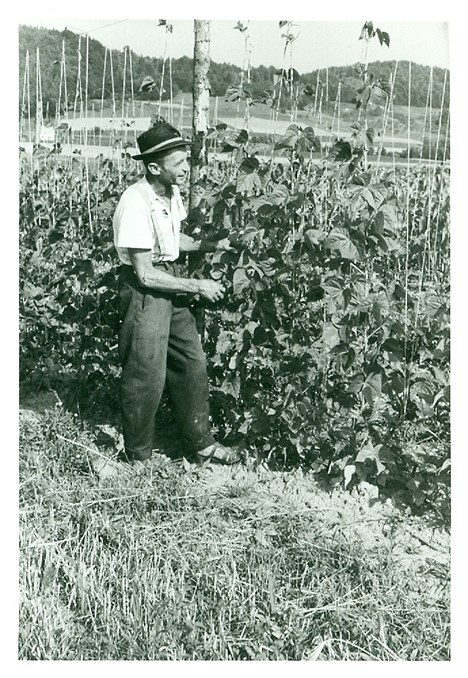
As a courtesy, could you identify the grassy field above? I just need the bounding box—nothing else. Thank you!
[90,96,439,137]
[25,96,442,151]
[19,392,450,661]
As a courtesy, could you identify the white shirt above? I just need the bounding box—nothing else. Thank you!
[113,178,187,265]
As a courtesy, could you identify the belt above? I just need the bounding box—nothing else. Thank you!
[118,262,180,285]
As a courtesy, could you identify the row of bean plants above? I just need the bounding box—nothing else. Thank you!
[19,132,450,518]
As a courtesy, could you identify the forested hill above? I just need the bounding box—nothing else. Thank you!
[19,24,449,114]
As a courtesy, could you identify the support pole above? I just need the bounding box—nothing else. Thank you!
[189,20,211,211]
[36,47,42,144]
[189,20,211,335]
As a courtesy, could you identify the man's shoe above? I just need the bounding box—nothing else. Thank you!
[196,442,242,466]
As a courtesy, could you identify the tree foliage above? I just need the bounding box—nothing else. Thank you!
[19,25,450,116]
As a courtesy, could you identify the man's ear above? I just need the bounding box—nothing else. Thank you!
[147,162,161,176]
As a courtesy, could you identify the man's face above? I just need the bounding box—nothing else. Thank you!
[150,148,189,188]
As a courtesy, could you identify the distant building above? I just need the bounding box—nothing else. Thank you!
[39,126,55,143]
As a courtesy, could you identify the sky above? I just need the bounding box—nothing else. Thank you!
[20,18,449,72]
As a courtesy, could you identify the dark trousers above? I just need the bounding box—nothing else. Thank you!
[118,263,215,461]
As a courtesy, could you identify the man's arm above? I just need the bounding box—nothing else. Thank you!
[128,249,225,302]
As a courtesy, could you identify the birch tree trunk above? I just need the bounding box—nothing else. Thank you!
[189,20,211,211]
[189,20,211,335]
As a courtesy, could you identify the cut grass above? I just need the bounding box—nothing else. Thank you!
[19,402,450,660]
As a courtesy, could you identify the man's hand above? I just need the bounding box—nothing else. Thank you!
[215,237,235,252]
[196,279,226,302]
[179,232,238,253]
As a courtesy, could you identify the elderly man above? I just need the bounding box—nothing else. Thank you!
[113,122,241,466]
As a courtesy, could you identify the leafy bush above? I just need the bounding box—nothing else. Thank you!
[187,125,450,516]
[19,130,450,516]
[19,156,137,414]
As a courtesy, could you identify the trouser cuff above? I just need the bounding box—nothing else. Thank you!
[190,432,216,453]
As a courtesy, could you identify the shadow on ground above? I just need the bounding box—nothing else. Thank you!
[19,385,450,531]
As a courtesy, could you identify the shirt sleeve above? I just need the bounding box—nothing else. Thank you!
[114,189,154,249]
